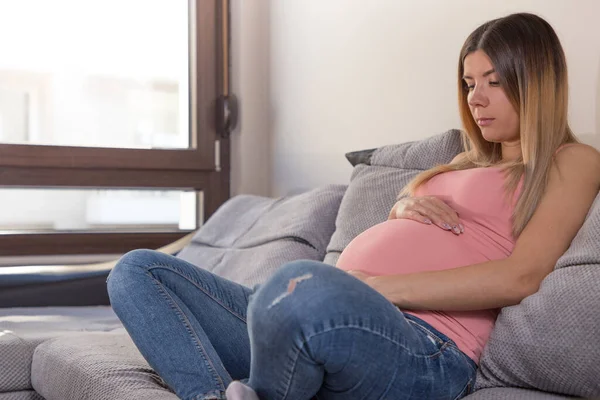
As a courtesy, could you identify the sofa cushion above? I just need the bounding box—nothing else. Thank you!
[0,306,122,393]
[31,329,178,400]
[177,184,346,287]
[464,388,576,399]
[0,391,45,400]
[475,193,600,398]
[177,241,323,288]
[324,129,463,266]
[0,333,46,393]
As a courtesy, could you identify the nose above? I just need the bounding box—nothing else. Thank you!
[468,85,489,108]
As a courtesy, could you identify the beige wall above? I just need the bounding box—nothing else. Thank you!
[231,0,600,197]
[230,0,272,196]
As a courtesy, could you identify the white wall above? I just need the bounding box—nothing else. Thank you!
[231,0,600,197]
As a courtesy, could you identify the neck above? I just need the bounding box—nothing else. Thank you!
[501,140,522,161]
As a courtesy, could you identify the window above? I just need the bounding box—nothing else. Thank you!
[0,0,231,262]
[0,0,190,150]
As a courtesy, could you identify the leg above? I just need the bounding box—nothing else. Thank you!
[107,249,253,400]
[245,260,476,400]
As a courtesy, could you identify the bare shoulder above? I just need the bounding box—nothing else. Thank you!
[553,143,600,188]
[556,142,600,162]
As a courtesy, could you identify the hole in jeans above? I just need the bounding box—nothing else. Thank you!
[267,273,313,309]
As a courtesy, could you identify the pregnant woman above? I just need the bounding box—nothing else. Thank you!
[107,12,600,400]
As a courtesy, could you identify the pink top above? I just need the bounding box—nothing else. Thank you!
[336,166,521,363]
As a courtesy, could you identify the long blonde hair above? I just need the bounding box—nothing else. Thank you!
[403,13,578,237]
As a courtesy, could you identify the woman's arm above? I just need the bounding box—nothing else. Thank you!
[365,144,600,311]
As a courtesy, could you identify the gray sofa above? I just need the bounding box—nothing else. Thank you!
[1,130,598,400]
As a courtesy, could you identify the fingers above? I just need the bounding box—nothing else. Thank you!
[426,198,464,234]
[394,197,464,234]
[418,204,459,233]
[392,201,431,224]
[403,209,433,225]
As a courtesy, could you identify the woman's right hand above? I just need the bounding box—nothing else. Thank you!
[388,196,464,235]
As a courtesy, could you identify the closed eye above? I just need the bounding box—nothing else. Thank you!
[463,81,500,91]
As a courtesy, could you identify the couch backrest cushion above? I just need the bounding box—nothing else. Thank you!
[324,129,463,266]
[177,184,346,287]
[475,193,600,398]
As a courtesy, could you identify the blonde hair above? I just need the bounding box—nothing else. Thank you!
[403,13,578,237]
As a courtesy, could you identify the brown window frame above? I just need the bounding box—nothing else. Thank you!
[0,0,231,258]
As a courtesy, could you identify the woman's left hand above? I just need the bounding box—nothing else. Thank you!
[347,270,395,303]
[346,270,374,283]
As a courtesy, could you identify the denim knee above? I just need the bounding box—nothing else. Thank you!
[247,260,350,336]
[106,249,157,303]
[262,260,342,287]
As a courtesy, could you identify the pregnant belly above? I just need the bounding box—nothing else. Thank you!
[336,219,492,276]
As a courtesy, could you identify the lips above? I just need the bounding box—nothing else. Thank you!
[476,118,495,127]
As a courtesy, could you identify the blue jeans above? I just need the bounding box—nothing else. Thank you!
[107,250,477,400]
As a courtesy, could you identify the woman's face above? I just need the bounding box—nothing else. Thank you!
[463,50,520,145]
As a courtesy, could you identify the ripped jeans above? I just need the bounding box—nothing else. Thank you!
[107,250,477,400]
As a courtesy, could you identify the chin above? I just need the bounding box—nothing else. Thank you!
[480,128,516,143]
[480,128,502,143]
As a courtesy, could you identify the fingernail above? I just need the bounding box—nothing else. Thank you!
[452,226,461,234]
[442,223,452,230]
[424,219,433,224]
[459,224,465,233]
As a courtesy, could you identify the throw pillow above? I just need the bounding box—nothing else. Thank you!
[324,129,463,266]
[177,184,346,287]
[475,193,600,398]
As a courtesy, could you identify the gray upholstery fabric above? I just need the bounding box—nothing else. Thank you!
[178,241,323,288]
[0,335,46,393]
[324,129,463,266]
[0,307,121,392]
[178,184,346,287]
[475,193,600,398]
[0,392,45,400]
[465,388,577,399]
[31,329,178,400]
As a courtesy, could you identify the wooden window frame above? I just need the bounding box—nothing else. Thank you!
[0,0,231,258]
